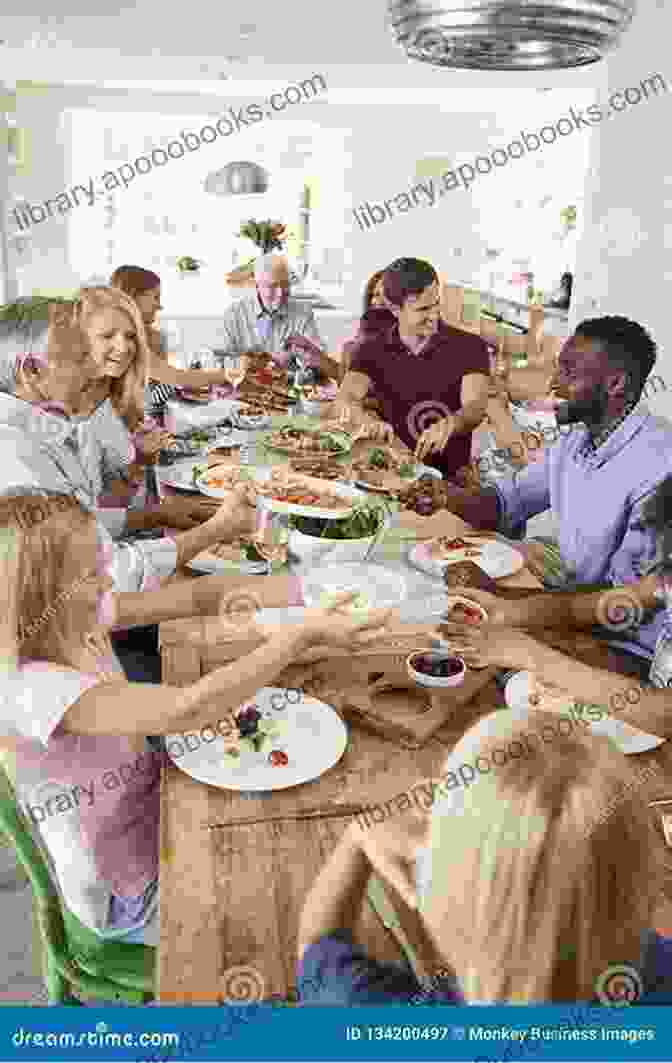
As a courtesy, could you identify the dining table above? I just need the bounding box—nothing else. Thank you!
[154,405,672,1005]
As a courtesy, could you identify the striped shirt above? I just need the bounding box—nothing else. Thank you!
[217,293,323,357]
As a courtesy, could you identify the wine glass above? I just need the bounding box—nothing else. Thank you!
[223,355,249,394]
[253,505,289,575]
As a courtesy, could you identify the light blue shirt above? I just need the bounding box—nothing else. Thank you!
[492,402,672,659]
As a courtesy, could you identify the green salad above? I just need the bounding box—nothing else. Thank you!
[365,448,416,479]
[290,500,390,540]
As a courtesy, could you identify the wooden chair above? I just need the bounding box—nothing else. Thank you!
[0,762,155,1004]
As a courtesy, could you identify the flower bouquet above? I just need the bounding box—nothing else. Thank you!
[237,219,287,253]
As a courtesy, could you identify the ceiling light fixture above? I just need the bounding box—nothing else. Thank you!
[387,1,637,70]
[204,161,269,196]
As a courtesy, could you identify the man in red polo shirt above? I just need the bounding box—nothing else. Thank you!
[338,258,491,478]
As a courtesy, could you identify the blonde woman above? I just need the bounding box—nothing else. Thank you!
[5,296,215,530]
[296,709,672,1004]
[0,492,391,946]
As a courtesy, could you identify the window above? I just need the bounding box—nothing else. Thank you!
[64,108,322,313]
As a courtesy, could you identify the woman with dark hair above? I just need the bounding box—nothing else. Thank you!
[334,269,396,424]
[337,269,392,373]
[110,266,236,419]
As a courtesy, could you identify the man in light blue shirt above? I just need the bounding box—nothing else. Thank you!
[400,316,672,664]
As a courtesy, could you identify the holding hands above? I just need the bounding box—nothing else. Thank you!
[434,589,538,671]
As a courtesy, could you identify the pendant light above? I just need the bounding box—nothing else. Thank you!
[387,1,636,70]
[204,161,269,196]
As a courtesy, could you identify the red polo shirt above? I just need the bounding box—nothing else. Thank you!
[349,318,491,477]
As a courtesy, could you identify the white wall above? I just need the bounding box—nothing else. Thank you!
[4,84,592,316]
[570,3,672,418]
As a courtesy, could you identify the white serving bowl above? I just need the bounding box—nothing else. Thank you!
[300,563,406,612]
[406,650,466,689]
[288,512,391,566]
[287,528,336,565]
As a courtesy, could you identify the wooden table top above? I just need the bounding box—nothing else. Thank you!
[156,422,672,1004]
[156,500,543,1004]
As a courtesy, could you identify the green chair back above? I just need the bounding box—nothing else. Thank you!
[0,763,155,1004]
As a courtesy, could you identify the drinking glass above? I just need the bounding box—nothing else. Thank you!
[253,504,289,575]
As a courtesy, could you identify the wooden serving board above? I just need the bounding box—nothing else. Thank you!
[162,618,497,748]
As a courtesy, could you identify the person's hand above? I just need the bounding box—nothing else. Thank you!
[205,482,258,539]
[414,415,456,462]
[134,428,174,464]
[436,588,525,631]
[334,403,394,444]
[434,621,538,671]
[356,419,395,444]
[301,591,392,650]
[347,808,431,910]
[453,465,481,492]
[152,496,220,530]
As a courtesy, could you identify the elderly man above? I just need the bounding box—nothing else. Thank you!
[337,257,491,476]
[218,253,340,381]
[400,316,672,668]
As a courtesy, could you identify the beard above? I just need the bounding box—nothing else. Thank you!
[555,383,610,427]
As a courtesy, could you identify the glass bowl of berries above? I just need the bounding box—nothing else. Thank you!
[406,650,466,688]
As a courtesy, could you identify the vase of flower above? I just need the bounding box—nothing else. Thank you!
[237,219,287,255]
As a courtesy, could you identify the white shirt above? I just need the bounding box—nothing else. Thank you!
[0,397,177,592]
[0,660,160,937]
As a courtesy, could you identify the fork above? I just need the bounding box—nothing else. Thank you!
[362,517,388,563]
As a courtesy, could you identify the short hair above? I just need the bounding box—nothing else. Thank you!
[574,316,657,399]
[641,475,672,533]
[110,265,161,300]
[0,306,49,389]
[382,258,438,308]
[362,270,386,316]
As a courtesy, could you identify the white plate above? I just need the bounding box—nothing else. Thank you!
[186,551,283,575]
[195,462,252,500]
[265,427,352,458]
[353,463,442,495]
[505,670,665,755]
[166,686,348,791]
[408,536,524,580]
[300,563,407,611]
[249,471,362,519]
[206,430,250,451]
[233,412,274,430]
[157,461,204,493]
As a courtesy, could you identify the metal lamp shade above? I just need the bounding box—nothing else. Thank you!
[204,161,269,196]
[387,1,636,69]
